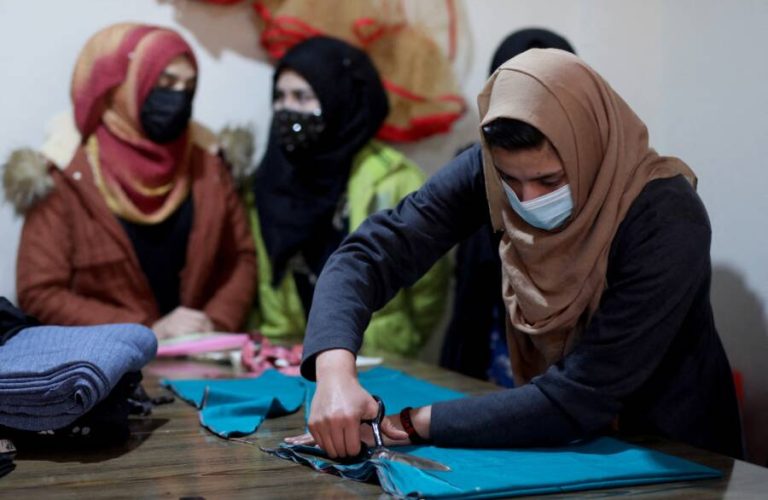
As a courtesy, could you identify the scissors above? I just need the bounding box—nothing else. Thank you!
[256,395,451,471]
[361,395,451,472]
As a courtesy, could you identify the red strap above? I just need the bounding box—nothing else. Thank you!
[399,406,427,444]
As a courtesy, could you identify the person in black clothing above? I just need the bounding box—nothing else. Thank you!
[285,48,743,460]
[442,28,576,385]
[0,298,38,346]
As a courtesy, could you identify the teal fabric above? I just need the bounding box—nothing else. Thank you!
[304,367,466,421]
[166,367,721,498]
[161,370,305,438]
[269,437,721,498]
[162,367,458,438]
[274,367,721,497]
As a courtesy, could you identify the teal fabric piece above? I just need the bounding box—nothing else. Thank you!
[304,367,466,421]
[161,370,305,438]
[275,367,720,497]
[269,437,721,498]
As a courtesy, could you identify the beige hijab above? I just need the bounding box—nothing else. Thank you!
[478,49,696,385]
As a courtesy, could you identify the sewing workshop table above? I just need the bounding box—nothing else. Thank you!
[2,357,767,499]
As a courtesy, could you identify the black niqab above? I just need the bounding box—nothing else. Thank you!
[253,36,389,286]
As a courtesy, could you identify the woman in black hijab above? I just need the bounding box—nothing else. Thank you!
[246,36,449,356]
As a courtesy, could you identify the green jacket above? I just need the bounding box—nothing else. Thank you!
[246,141,449,357]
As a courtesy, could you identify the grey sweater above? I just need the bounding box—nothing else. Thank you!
[301,145,742,458]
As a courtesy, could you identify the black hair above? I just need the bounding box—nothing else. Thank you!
[482,118,545,151]
[489,28,576,76]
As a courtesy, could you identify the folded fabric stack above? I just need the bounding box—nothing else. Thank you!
[0,324,157,432]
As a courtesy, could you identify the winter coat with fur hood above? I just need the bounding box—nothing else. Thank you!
[6,143,257,331]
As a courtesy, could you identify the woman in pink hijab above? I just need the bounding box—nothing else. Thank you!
[13,24,257,339]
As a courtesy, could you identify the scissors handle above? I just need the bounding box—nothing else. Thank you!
[361,395,385,448]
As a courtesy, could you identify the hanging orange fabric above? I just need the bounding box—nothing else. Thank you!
[201,0,465,142]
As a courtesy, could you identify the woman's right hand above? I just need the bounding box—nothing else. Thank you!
[303,349,406,458]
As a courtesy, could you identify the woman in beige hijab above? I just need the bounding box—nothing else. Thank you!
[288,49,743,459]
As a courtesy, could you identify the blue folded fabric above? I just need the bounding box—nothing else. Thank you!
[0,324,157,431]
[304,367,465,421]
[162,370,305,437]
[270,437,721,498]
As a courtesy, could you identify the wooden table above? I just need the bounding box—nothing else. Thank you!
[2,358,767,498]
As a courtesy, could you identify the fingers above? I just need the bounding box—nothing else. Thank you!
[190,312,214,333]
[306,367,372,458]
[346,414,365,457]
[308,419,333,457]
[380,415,409,443]
[151,319,168,340]
[328,418,348,458]
[359,420,374,446]
[343,421,361,457]
[363,396,381,420]
[357,415,408,447]
[285,418,410,451]
[183,308,214,332]
[313,425,334,457]
[199,316,215,332]
[284,432,315,446]
[286,407,413,457]
[159,308,214,336]
[309,412,362,458]
[175,309,207,330]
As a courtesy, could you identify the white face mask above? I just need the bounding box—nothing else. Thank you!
[502,182,573,230]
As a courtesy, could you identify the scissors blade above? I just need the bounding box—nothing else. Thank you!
[375,449,452,472]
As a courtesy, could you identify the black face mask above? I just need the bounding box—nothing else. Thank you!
[140,88,194,144]
[273,109,326,156]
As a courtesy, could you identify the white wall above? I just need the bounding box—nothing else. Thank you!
[1,0,767,464]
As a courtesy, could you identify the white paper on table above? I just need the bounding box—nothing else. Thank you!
[355,355,383,367]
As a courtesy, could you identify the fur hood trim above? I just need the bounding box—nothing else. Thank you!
[2,148,54,215]
[217,124,255,188]
[2,118,256,215]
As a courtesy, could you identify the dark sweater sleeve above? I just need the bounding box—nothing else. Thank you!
[301,145,489,379]
[0,297,39,345]
[430,176,714,447]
